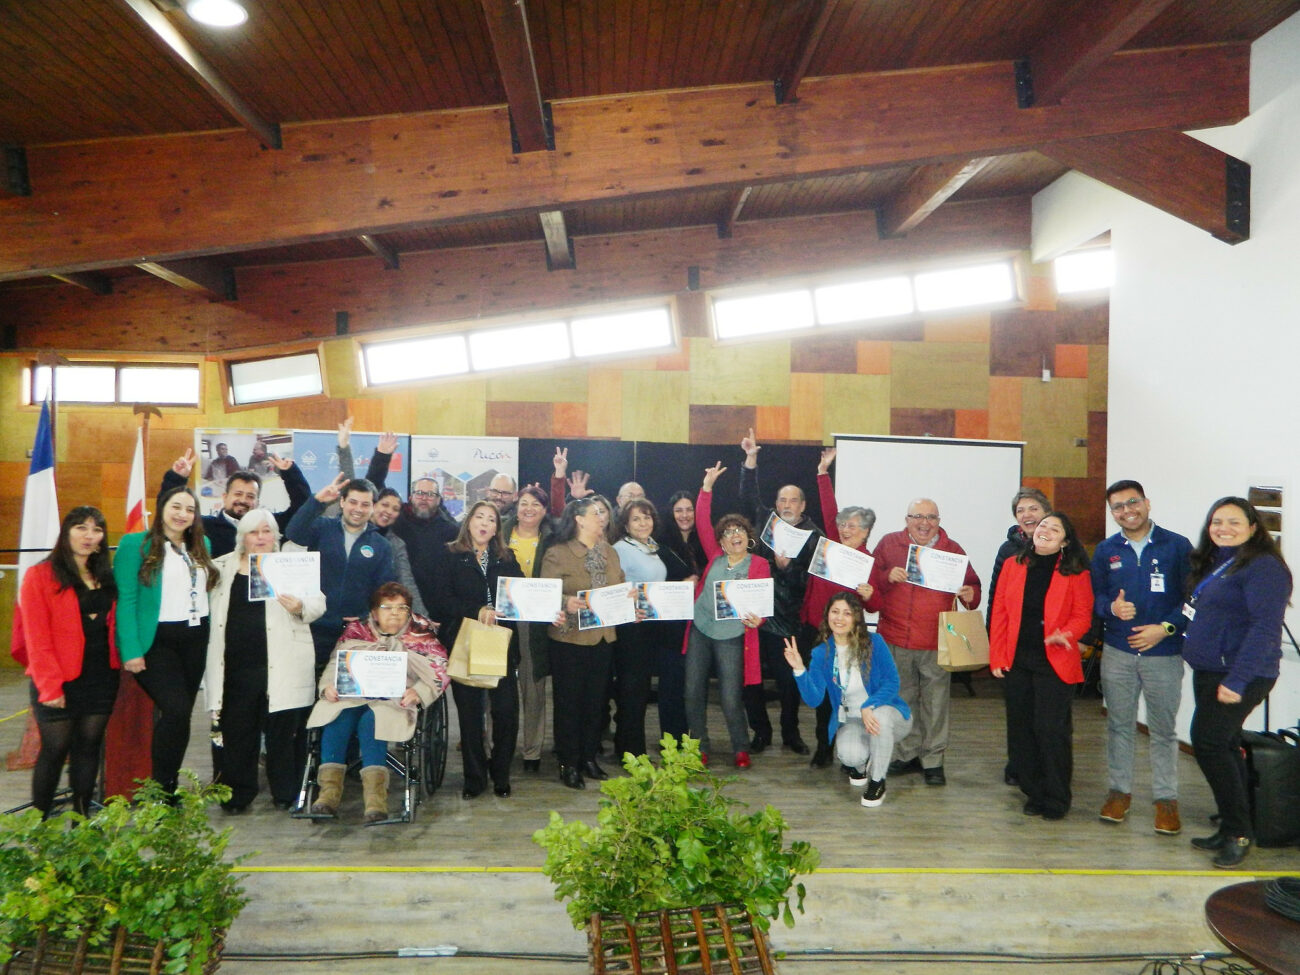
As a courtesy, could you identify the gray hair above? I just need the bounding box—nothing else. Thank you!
[836,506,876,535]
[235,507,280,555]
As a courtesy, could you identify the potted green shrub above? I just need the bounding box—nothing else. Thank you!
[0,773,250,975]
[533,735,819,973]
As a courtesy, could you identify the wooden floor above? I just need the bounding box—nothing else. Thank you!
[1,667,1294,974]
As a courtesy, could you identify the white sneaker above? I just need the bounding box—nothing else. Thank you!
[848,768,869,788]
[861,779,886,807]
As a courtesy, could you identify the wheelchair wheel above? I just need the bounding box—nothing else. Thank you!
[421,693,449,795]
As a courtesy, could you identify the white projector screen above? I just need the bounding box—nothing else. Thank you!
[832,434,1025,613]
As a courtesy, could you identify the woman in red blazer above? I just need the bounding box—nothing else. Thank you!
[990,512,1093,820]
[12,506,120,816]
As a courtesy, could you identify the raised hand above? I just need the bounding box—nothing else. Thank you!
[553,446,568,477]
[817,446,836,475]
[568,469,592,499]
[702,461,727,491]
[315,472,348,503]
[337,416,354,448]
[740,426,761,468]
[268,452,293,471]
[377,431,398,454]
[172,448,195,478]
[782,636,802,670]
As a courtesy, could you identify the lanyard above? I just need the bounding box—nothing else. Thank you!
[1189,557,1234,606]
[172,543,202,627]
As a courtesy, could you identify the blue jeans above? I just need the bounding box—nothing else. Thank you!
[319,706,387,767]
[684,629,748,754]
[1101,646,1183,799]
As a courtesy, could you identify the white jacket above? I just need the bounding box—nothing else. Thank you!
[205,551,325,714]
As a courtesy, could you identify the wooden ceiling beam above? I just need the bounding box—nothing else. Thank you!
[877,158,995,238]
[0,43,1248,279]
[716,187,752,239]
[480,0,550,152]
[135,258,236,299]
[774,0,836,105]
[539,211,574,270]
[117,0,281,149]
[49,272,112,295]
[1020,0,1178,107]
[1040,129,1249,242]
[357,234,400,270]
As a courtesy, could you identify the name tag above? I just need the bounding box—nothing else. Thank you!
[1182,602,1196,621]
[1150,573,1165,593]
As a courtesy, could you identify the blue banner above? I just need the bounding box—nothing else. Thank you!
[293,431,411,501]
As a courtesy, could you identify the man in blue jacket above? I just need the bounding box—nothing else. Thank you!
[286,474,396,668]
[1090,479,1192,836]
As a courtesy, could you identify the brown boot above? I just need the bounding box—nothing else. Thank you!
[360,765,390,824]
[1153,799,1181,835]
[1098,790,1130,823]
[311,763,346,818]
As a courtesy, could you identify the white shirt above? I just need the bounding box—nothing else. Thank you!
[158,543,210,623]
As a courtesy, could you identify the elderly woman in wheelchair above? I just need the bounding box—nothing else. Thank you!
[306,581,448,823]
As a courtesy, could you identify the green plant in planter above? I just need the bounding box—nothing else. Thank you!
[533,735,819,931]
[0,772,251,974]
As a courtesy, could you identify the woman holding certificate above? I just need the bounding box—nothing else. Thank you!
[684,462,770,769]
[205,509,324,813]
[436,500,524,799]
[307,582,448,822]
[114,486,219,796]
[542,497,626,790]
[989,513,1093,820]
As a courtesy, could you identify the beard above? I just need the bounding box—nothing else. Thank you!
[410,505,435,521]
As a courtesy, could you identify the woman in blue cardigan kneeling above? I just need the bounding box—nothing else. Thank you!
[784,592,911,808]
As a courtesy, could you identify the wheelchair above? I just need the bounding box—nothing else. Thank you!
[292,692,449,826]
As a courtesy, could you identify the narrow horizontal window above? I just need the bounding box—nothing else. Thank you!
[1055,248,1113,294]
[119,366,201,405]
[570,307,673,358]
[31,361,200,407]
[713,290,815,340]
[229,352,323,405]
[814,276,914,324]
[468,321,570,371]
[364,334,470,386]
[914,261,1015,312]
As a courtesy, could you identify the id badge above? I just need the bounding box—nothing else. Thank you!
[840,705,852,725]
[1182,602,1196,621]
[1150,573,1165,593]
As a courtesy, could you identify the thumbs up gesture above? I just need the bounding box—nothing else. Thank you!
[1111,588,1136,621]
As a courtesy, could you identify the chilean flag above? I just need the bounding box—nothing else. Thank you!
[17,399,58,586]
[125,427,148,534]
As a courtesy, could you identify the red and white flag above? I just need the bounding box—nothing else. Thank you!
[125,426,148,534]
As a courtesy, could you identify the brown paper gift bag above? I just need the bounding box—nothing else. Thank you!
[936,597,989,672]
[448,618,508,688]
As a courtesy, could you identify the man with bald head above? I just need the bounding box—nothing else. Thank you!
[616,481,646,512]
[487,473,518,514]
[865,498,981,786]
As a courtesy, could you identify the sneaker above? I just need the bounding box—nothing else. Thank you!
[1098,790,1131,823]
[1153,799,1181,835]
[734,751,751,769]
[1213,836,1252,869]
[848,768,869,788]
[861,779,886,807]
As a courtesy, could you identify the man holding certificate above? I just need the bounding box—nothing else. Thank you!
[865,499,981,786]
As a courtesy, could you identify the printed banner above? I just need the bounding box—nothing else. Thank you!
[408,436,520,522]
[193,428,294,515]
[293,430,411,500]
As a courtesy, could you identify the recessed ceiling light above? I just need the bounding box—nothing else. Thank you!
[185,0,247,27]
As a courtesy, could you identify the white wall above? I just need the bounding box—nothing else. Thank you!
[1032,11,1300,734]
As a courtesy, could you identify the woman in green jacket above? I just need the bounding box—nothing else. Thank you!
[114,486,218,793]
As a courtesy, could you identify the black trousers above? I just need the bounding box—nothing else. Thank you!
[744,626,829,747]
[656,622,689,741]
[612,622,655,759]
[550,637,613,769]
[216,663,308,808]
[452,675,519,793]
[1004,663,1075,815]
[1191,669,1275,839]
[133,619,210,793]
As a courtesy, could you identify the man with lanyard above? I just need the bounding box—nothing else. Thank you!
[285,475,396,669]
[161,447,311,557]
[738,428,819,760]
[865,498,980,786]
[1091,479,1191,835]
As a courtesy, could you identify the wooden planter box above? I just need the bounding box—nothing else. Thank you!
[2,927,225,975]
[587,904,776,975]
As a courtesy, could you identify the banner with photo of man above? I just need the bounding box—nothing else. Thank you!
[193,429,294,515]
[408,436,519,522]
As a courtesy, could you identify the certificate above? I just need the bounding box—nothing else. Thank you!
[761,512,814,559]
[713,578,774,621]
[808,537,875,590]
[495,576,563,622]
[905,545,970,594]
[335,649,407,698]
[578,583,637,630]
[249,552,321,601]
[634,581,695,621]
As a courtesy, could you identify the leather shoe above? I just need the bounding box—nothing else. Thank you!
[582,760,609,781]
[749,732,771,753]
[889,758,922,776]
[559,766,585,790]
[783,737,810,756]
[523,759,541,773]
[809,744,833,768]
[462,786,484,800]
[1192,831,1227,851]
[494,783,512,798]
[271,799,293,811]
[1023,799,1044,816]
[923,766,946,786]
[1213,836,1251,869]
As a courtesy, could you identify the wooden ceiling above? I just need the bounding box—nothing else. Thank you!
[0,0,1293,309]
